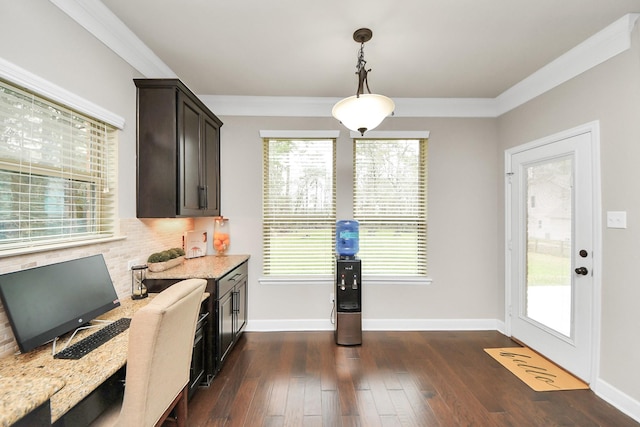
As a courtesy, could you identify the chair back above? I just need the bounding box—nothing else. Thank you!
[116,278,206,426]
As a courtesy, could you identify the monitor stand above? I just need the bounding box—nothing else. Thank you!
[51,319,112,356]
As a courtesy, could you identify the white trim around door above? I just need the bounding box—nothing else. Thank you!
[504,121,602,385]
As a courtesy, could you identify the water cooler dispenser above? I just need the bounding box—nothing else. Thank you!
[335,220,362,346]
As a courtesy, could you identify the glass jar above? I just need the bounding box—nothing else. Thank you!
[213,216,230,256]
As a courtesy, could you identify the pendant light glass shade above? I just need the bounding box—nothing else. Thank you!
[332,94,395,136]
[332,28,394,136]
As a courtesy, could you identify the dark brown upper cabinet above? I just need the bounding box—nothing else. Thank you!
[135,79,222,218]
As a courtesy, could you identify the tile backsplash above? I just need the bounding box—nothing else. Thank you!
[0,217,194,358]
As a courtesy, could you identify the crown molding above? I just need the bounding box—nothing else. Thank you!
[199,96,340,117]
[495,13,640,115]
[50,0,176,78]
[350,130,431,139]
[259,130,340,139]
[198,95,498,118]
[52,1,639,118]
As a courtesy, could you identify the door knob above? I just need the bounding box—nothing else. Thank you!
[575,267,588,275]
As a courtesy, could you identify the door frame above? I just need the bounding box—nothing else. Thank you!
[504,121,602,385]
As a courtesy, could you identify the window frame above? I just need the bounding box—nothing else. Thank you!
[352,135,429,283]
[260,131,338,283]
[0,60,124,257]
[259,130,431,286]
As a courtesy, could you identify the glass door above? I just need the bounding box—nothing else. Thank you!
[507,129,597,382]
[525,156,572,337]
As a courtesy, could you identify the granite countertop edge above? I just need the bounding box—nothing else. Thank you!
[0,376,64,427]
[145,254,250,280]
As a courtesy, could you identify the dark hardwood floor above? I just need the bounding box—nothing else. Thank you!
[188,331,639,426]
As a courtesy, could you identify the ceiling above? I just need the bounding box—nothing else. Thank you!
[100,0,640,99]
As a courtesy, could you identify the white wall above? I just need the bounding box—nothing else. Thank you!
[497,21,640,409]
[216,115,501,329]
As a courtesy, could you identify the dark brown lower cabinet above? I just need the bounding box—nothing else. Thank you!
[189,309,209,399]
[216,262,248,371]
[144,260,248,390]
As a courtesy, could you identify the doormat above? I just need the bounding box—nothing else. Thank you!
[484,347,589,392]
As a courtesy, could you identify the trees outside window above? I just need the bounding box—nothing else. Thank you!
[0,80,117,252]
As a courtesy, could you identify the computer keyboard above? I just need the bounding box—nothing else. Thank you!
[54,317,131,360]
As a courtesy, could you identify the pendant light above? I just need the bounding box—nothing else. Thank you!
[332,28,395,136]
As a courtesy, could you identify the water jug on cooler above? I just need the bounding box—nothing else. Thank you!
[336,220,359,257]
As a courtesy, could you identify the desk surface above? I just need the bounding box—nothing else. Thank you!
[0,257,246,426]
[0,296,151,425]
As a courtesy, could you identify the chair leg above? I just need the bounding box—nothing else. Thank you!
[174,387,188,427]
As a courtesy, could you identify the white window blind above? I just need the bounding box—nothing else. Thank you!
[0,79,117,251]
[354,139,427,276]
[262,138,336,276]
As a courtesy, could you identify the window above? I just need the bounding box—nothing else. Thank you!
[354,138,427,276]
[262,137,336,276]
[0,79,117,252]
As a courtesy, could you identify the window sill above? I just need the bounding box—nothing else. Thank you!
[259,275,433,286]
[363,276,433,285]
[0,235,127,259]
[259,275,333,286]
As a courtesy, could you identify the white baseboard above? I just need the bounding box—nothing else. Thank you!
[245,318,505,333]
[246,318,333,332]
[593,378,640,423]
[363,318,505,332]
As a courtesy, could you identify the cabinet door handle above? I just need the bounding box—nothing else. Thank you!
[233,290,240,314]
[231,291,236,313]
[229,273,242,282]
[198,186,206,209]
[235,291,239,314]
[203,185,208,209]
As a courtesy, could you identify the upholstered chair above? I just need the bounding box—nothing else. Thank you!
[92,278,206,427]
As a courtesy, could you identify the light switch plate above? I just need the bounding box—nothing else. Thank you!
[606,211,627,229]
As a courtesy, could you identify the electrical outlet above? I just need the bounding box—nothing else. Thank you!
[329,292,335,304]
[127,260,137,270]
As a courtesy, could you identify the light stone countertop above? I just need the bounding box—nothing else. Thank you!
[146,254,250,280]
[0,376,64,427]
[0,296,152,424]
[0,255,247,425]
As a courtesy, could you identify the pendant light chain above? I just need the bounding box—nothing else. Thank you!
[355,42,371,97]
